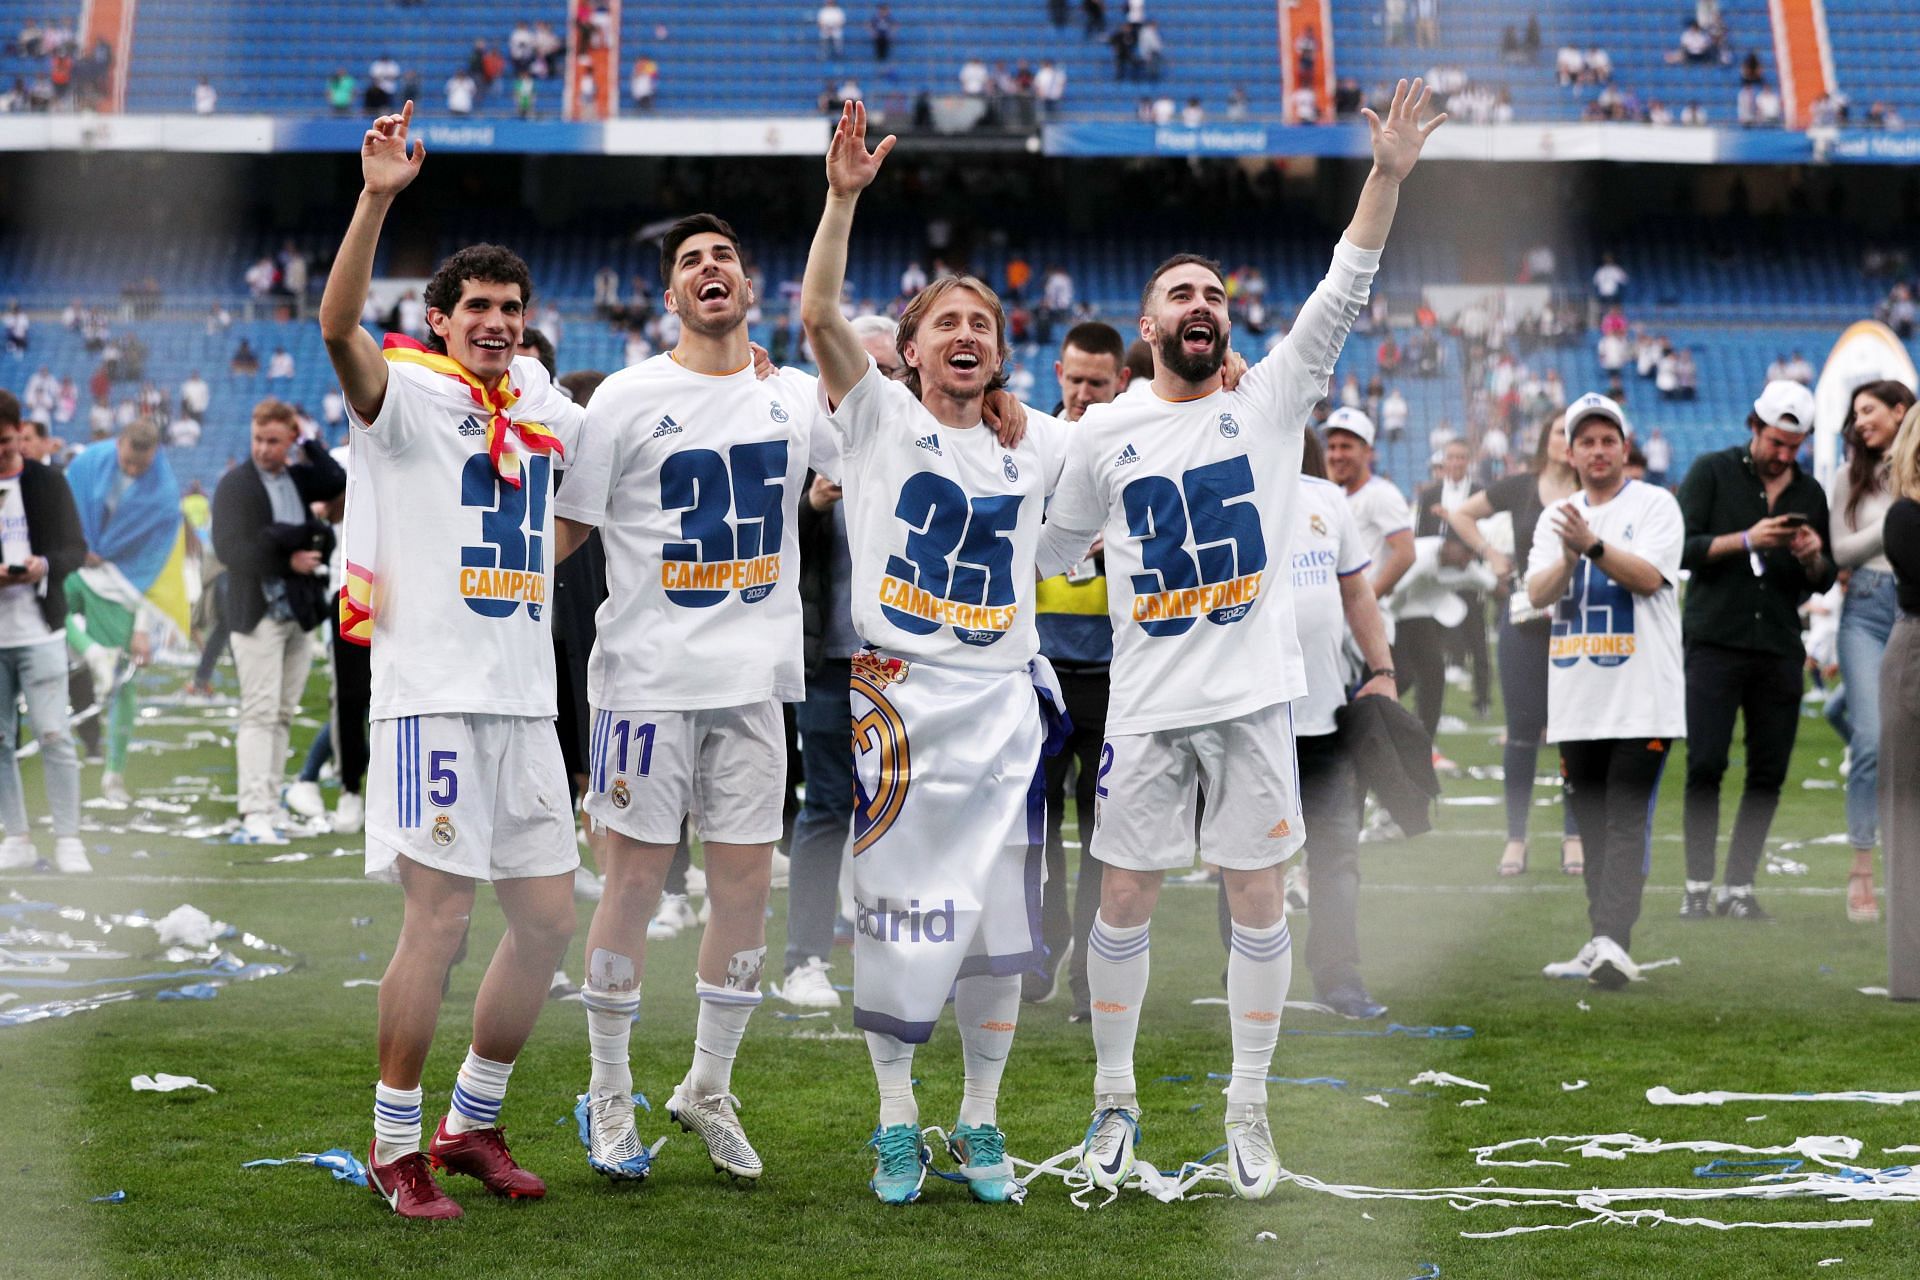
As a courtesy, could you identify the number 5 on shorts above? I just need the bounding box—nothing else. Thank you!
[428,750,458,807]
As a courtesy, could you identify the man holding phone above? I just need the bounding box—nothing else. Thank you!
[1674,379,1835,920]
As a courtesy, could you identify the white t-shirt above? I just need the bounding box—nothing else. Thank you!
[1290,477,1370,737]
[0,474,53,647]
[348,354,584,720]
[1038,239,1381,735]
[829,364,1068,673]
[1345,473,1413,570]
[552,355,839,711]
[1524,479,1686,743]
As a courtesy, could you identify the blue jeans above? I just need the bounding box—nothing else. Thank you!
[1839,569,1900,849]
[0,638,81,839]
[784,659,854,973]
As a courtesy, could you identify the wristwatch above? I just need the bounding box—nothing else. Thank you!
[1583,540,1606,561]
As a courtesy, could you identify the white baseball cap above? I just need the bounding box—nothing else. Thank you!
[1324,406,1376,447]
[1563,391,1631,441]
[1753,379,1816,435]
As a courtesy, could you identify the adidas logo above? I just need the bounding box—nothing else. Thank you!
[456,414,485,438]
[653,414,681,438]
[1114,443,1141,467]
[914,433,942,456]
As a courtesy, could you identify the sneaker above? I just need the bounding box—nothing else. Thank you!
[53,837,92,874]
[579,1092,653,1181]
[1720,892,1772,922]
[947,1121,1021,1203]
[1224,1106,1282,1200]
[572,865,604,902]
[548,969,580,1000]
[82,643,118,696]
[1679,889,1713,921]
[366,1141,463,1220]
[284,779,325,819]
[868,1122,930,1205]
[427,1118,546,1198]
[99,771,131,807]
[1542,938,1599,980]
[1021,938,1071,1004]
[240,812,285,845]
[1587,936,1639,991]
[1080,1099,1140,1191]
[768,850,791,890]
[647,892,697,940]
[0,835,36,870]
[332,791,365,835]
[1431,749,1462,775]
[696,895,711,926]
[781,956,842,1009]
[1319,984,1387,1020]
[684,864,708,897]
[1284,863,1309,912]
[667,1080,763,1180]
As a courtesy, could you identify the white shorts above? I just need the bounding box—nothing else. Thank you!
[365,714,579,883]
[581,700,786,846]
[1092,700,1305,873]
[848,651,1062,1044]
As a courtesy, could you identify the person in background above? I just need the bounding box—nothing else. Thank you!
[1880,404,1920,998]
[1446,415,1584,876]
[0,390,89,873]
[1826,381,1915,924]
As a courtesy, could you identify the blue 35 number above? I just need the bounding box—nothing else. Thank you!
[459,453,550,619]
[661,441,789,607]
[1121,456,1266,637]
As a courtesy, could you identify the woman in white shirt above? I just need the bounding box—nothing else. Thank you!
[1826,380,1915,924]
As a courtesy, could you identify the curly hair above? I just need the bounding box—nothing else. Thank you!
[422,244,533,353]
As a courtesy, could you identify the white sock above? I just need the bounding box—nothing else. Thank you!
[583,985,641,1100]
[446,1047,513,1135]
[373,1081,423,1165]
[1685,879,1712,894]
[954,972,1020,1127]
[1086,913,1150,1104]
[1225,918,1293,1112]
[688,979,763,1096]
[865,1030,918,1127]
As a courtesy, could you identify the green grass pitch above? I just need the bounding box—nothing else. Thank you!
[1,664,1912,1279]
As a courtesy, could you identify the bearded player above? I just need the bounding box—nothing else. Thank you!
[1035,78,1443,1201]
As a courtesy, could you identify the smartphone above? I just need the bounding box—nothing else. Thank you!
[3,564,24,576]
[1778,512,1809,528]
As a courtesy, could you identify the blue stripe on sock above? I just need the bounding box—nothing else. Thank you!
[451,1085,501,1123]
[698,988,765,1006]
[1088,926,1150,963]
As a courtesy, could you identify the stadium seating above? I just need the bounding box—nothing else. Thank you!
[1823,0,1920,125]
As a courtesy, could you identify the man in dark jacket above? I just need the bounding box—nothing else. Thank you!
[0,390,90,873]
[212,398,345,841]
[1675,380,1835,919]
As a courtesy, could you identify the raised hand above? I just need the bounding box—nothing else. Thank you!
[826,100,895,199]
[363,100,425,197]
[1361,78,1446,183]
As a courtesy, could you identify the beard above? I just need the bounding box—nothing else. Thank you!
[673,288,747,339]
[1155,324,1228,383]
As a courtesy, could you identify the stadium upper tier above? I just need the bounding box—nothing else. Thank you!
[1822,0,1920,125]
[1331,0,1777,124]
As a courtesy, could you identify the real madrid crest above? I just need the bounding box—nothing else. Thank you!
[432,814,456,847]
[1218,412,1241,438]
[1003,454,1019,483]
[769,401,790,423]
[611,778,632,810]
[1310,513,1328,537]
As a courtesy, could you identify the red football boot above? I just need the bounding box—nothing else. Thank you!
[367,1141,463,1220]
[428,1118,548,1199]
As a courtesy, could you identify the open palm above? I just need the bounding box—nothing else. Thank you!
[1362,78,1446,183]
[362,99,425,197]
[826,100,895,198]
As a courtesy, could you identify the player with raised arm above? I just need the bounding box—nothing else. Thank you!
[1033,79,1443,1202]
[801,101,1062,1206]
[319,102,584,1220]
[550,213,840,1185]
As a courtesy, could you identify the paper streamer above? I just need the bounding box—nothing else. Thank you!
[131,1073,215,1093]
[1650,1087,1920,1107]
[1410,1071,1490,1092]
[242,1149,369,1187]
[1562,1081,1590,1092]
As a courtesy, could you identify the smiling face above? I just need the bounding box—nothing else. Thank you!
[664,231,751,340]
[1323,429,1372,489]
[1853,389,1907,453]
[899,278,1006,405]
[1141,261,1230,385]
[428,278,526,382]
